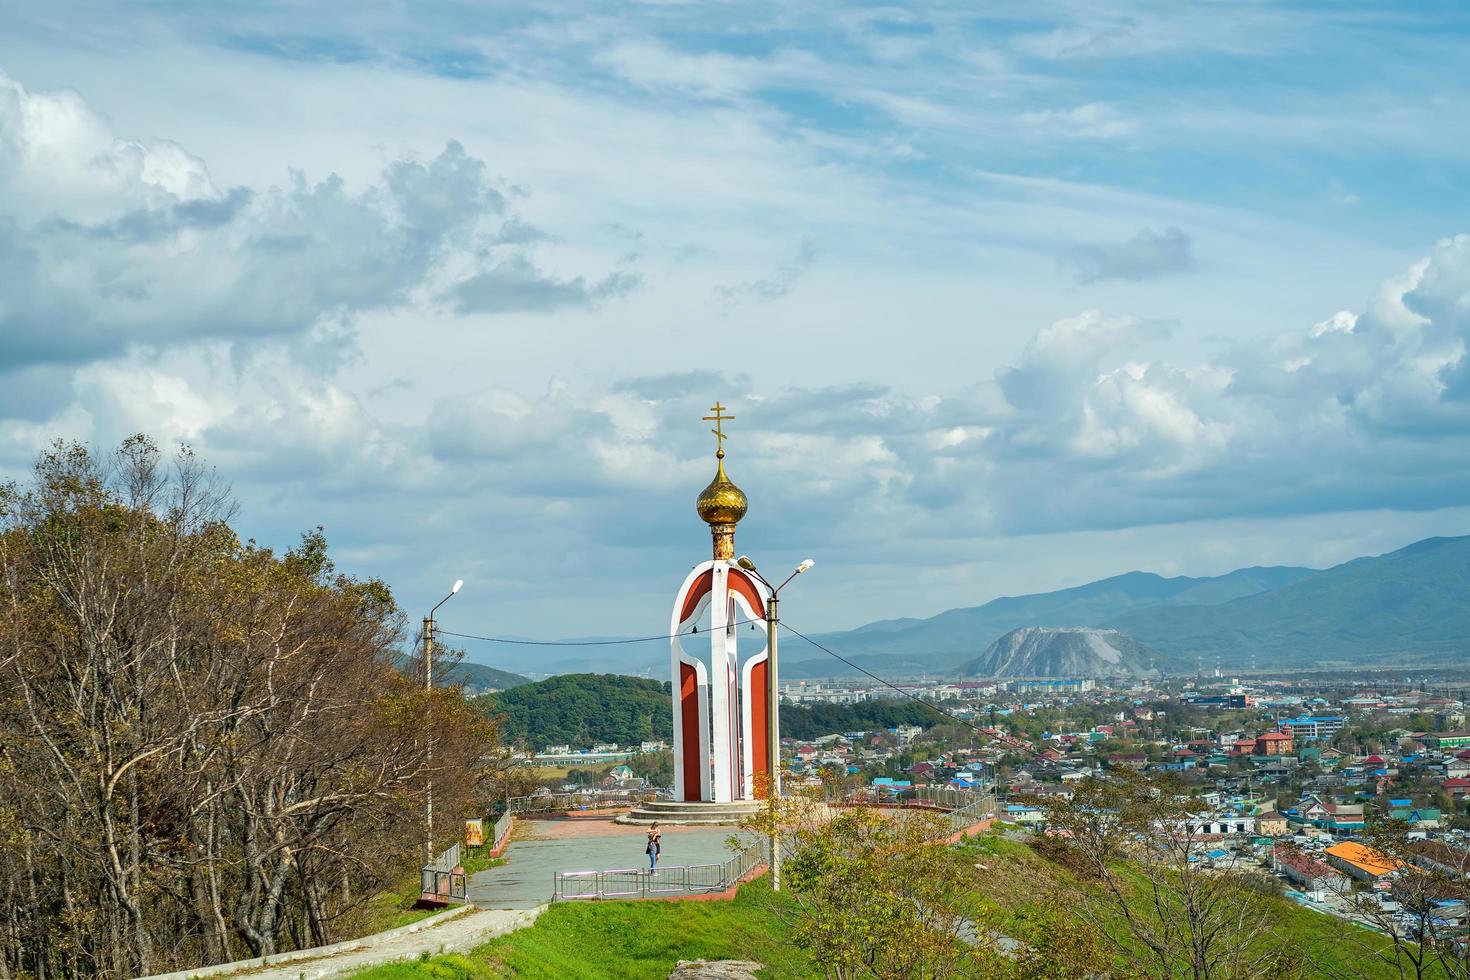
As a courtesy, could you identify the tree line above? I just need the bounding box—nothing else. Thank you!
[0,439,499,979]
[482,673,672,748]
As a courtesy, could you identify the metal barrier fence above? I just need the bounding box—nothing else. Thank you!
[552,841,766,901]
[943,794,996,833]
[506,789,665,815]
[491,810,513,849]
[420,843,467,902]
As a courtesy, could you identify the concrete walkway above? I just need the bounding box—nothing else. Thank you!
[469,817,758,908]
[151,906,543,980]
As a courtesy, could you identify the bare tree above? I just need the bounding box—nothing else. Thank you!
[1040,769,1303,980]
[1334,823,1470,980]
[0,438,498,979]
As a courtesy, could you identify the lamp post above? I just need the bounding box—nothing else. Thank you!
[423,578,463,864]
[735,555,813,892]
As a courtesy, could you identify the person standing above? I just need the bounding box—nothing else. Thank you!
[645,823,661,871]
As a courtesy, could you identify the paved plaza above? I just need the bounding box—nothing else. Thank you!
[468,816,758,908]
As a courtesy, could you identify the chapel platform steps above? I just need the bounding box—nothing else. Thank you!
[615,799,765,826]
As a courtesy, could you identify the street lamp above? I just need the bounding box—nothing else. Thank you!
[735,555,813,891]
[423,579,463,864]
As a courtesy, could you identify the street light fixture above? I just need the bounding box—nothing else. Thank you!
[734,555,813,891]
[423,579,464,864]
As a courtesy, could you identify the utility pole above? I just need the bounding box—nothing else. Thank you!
[767,589,781,892]
[423,580,463,866]
[424,613,435,866]
[737,556,813,894]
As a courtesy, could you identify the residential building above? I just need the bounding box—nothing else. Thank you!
[1252,731,1293,756]
[1324,841,1403,882]
[1280,716,1346,742]
[1011,678,1096,693]
[1254,811,1289,837]
[1274,846,1350,894]
[1296,796,1366,833]
[1424,732,1470,750]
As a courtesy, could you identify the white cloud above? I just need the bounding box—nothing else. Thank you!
[0,71,636,368]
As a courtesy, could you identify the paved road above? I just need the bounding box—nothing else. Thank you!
[468,822,757,908]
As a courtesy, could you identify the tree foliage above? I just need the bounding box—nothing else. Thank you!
[778,700,936,742]
[0,438,499,979]
[747,790,984,979]
[482,673,672,748]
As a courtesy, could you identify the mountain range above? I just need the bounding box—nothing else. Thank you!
[461,534,1470,679]
[958,627,1163,679]
[782,535,1470,677]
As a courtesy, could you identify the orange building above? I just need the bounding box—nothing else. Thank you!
[1324,840,1403,882]
[1253,731,1293,755]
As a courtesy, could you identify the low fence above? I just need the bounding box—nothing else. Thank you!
[553,841,766,901]
[491,810,512,849]
[420,843,467,903]
[942,794,996,835]
[506,789,665,815]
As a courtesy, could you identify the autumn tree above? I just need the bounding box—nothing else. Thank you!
[1335,822,1470,980]
[746,786,987,980]
[1041,769,1303,980]
[0,438,498,979]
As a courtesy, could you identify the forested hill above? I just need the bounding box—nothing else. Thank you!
[481,672,944,749]
[482,673,672,749]
[779,700,940,742]
[441,661,532,693]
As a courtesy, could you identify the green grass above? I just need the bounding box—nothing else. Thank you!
[347,877,815,979]
[351,952,484,979]
[958,834,1407,979]
[461,852,506,876]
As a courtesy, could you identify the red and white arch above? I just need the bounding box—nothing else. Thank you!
[669,561,772,802]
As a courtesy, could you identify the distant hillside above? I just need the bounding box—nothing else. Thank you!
[1110,535,1470,667]
[441,661,532,693]
[783,564,1313,677]
[482,673,672,749]
[959,627,1162,679]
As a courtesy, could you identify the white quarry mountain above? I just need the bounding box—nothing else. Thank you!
[958,626,1162,679]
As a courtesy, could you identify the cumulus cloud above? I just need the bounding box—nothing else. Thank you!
[385,237,1470,548]
[0,71,635,368]
[1061,227,1194,283]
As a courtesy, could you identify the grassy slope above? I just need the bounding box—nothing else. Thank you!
[352,833,1411,979]
[350,878,815,979]
[962,834,1403,979]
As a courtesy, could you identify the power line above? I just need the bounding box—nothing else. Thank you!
[437,618,764,647]
[778,621,1033,753]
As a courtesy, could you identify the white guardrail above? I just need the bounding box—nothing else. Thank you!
[552,842,765,901]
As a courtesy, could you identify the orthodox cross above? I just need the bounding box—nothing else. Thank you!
[702,402,734,456]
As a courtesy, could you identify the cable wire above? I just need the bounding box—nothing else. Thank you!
[778,620,1054,764]
[437,618,764,647]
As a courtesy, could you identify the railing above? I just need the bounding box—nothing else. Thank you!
[506,789,666,815]
[552,841,766,901]
[491,810,513,849]
[420,843,467,903]
[943,794,996,833]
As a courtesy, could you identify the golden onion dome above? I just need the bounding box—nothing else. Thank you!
[696,454,748,527]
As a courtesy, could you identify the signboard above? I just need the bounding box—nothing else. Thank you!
[464,819,484,847]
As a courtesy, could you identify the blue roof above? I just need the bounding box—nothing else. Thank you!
[1388,799,1412,806]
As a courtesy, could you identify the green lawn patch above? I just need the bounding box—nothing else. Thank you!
[345,877,814,979]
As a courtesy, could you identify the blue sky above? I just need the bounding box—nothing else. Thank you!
[3,1,1470,655]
